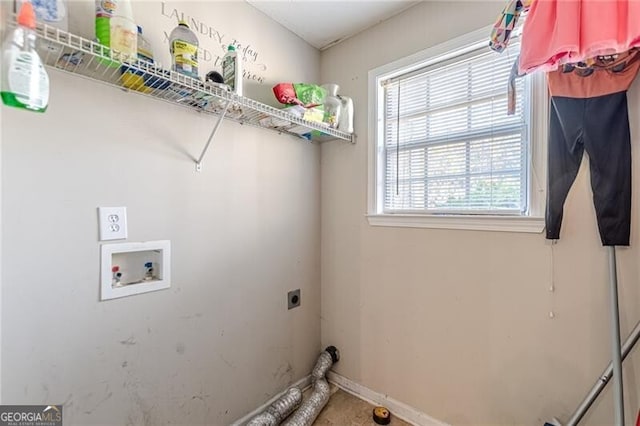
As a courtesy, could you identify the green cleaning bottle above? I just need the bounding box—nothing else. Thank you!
[222,45,242,96]
[1,1,50,112]
[95,0,115,48]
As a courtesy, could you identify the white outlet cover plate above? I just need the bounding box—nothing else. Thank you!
[98,207,128,241]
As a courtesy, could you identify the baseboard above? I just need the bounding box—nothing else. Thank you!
[327,371,450,426]
[230,375,312,426]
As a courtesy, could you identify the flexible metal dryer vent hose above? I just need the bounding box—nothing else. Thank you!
[244,346,339,426]
[245,387,303,426]
[281,346,340,426]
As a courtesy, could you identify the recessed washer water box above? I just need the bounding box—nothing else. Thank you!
[100,240,171,300]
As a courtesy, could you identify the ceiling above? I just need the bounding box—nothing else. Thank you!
[246,1,420,50]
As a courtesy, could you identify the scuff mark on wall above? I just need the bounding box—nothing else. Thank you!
[123,366,158,426]
[190,389,211,403]
[178,383,212,423]
[180,313,203,320]
[273,362,294,382]
[141,401,157,426]
[62,393,73,410]
[41,384,50,401]
[83,385,113,415]
[120,336,137,346]
[218,353,235,369]
[176,343,185,355]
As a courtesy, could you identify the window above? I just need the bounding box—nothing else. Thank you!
[368,26,546,232]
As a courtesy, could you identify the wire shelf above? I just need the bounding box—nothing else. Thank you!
[18,19,355,145]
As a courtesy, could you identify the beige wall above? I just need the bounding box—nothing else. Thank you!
[1,1,321,424]
[320,2,640,425]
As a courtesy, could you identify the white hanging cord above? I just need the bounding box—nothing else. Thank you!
[549,239,557,319]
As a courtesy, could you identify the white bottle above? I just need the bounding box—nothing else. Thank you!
[338,95,354,134]
[1,1,50,112]
[109,0,137,62]
[222,45,243,96]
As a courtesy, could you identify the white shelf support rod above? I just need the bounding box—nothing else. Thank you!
[563,319,640,425]
[196,100,231,172]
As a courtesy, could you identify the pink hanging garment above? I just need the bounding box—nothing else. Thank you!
[519,0,640,74]
[628,0,640,47]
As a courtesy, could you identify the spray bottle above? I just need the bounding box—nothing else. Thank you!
[1,1,50,112]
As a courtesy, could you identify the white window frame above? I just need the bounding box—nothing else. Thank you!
[367,25,547,233]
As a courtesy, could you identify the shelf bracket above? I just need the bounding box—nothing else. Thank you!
[195,100,231,172]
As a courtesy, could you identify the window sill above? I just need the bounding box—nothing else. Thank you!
[366,214,545,233]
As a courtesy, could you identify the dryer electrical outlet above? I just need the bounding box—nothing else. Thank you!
[288,289,301,309]
[98,207,128,241]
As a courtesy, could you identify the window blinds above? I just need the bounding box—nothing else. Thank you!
[382,43,528,214]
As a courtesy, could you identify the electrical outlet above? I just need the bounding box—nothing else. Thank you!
[288,289,301,310]
[98,207,128,241]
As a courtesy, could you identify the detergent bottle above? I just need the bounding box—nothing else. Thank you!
[169,21,199,79]
[120,25,156,92]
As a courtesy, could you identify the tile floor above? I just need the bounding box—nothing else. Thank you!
[313,386,411,426]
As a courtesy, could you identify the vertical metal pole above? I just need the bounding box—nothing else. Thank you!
[607,246,624,426]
